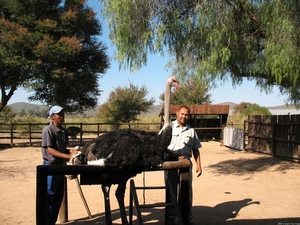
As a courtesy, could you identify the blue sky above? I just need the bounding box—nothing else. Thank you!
[9,0,289,107]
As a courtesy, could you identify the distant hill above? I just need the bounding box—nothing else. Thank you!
[267,104,297,110]
[8,102,101,117]
[216,101,297,110]
[8,102,163,117]
[8,102,297,117]
[9,102,49,114]
[216,102,237,110]
[141,105,163,116]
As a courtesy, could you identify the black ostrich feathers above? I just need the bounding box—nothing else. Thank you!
[81,124,172,169]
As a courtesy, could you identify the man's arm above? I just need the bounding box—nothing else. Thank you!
[47,147,76,160]
[192,148,202,177]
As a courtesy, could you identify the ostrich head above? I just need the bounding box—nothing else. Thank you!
[166,75,180,89]
[163,75,180,129]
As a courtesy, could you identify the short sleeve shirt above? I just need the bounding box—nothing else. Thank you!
[41,123,69,165]
[167,120,202,159]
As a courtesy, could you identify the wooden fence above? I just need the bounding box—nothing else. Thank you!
[245,114,300,161]
[0,122,163,147]
[0,122,223,147]
[2,117,300,162]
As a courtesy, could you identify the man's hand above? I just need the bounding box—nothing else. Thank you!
[68,146,81,159]
[196,166,202,177]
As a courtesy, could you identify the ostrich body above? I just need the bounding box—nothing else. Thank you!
[66,126,81,144]
[83,128,172,168]
[80,126,172,224]
[75,76,179,225]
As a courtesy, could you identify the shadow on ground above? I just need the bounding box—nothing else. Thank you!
[207,153,299,176]
[60,198,299,225]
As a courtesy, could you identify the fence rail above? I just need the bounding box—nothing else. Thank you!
[5,118,298,162]
[0,122,224,147]
[0,122,166,147]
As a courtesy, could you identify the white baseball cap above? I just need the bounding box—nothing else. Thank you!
[49,105,63,117]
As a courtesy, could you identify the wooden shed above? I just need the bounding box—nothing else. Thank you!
[160,105,229,141]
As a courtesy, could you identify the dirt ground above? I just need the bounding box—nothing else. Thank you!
[0,141,300,225]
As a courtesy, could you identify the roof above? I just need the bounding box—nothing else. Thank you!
[160,104,229,115]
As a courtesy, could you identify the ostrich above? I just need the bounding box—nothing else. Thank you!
[74,75,180,225]
[162,75,180,128]
[66,126,82,144]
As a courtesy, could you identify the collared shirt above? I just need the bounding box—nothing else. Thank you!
[41,123,69,165]
[167,120,201,159]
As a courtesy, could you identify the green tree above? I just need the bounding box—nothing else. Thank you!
[27,110,36,117]
[159,76,211,105]
[36,109,49,118]
[229,102,271,126]
[0,106,17,122]
[233,102,253,112]
[233,102,271,116]
[0,0,110,113]
[97,83,155,126]
[19,109,27,117]
[100,0,300,105]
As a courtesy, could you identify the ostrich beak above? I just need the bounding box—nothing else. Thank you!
[172,81,181,88]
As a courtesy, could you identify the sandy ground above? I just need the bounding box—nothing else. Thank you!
[0,141,300,225]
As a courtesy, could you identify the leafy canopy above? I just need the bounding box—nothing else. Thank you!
[0,106,17,123]
[233,102,272,116]
[97,83,155,125]
[159,75,211,105]
[0,0,110,113]
[100,0,300,105]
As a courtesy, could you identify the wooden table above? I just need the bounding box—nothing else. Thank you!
[36,159,191,225]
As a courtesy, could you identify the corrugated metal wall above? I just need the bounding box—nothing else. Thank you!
[223,127,244,150]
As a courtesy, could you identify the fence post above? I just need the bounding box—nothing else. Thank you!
[29,123,32,146]
[135,121,138,130]
[220,124,224,146]
[271,121,276,156]
[10,122,13,146]
[243,120,247,150]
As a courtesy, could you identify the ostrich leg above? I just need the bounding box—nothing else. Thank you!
[101,184,113,225]
[115,180,129,225]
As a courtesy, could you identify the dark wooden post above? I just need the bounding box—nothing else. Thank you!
[10,122,13,146]
[271,121,276,156]
[36,166,48,225]
[29,123,32,146]
[243,120,247,150]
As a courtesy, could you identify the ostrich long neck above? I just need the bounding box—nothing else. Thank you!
[164,81,171,126]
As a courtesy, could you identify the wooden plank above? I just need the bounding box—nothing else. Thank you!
[160,104,229,115]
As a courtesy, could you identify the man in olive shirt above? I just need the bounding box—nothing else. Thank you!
[164,105,202,225]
